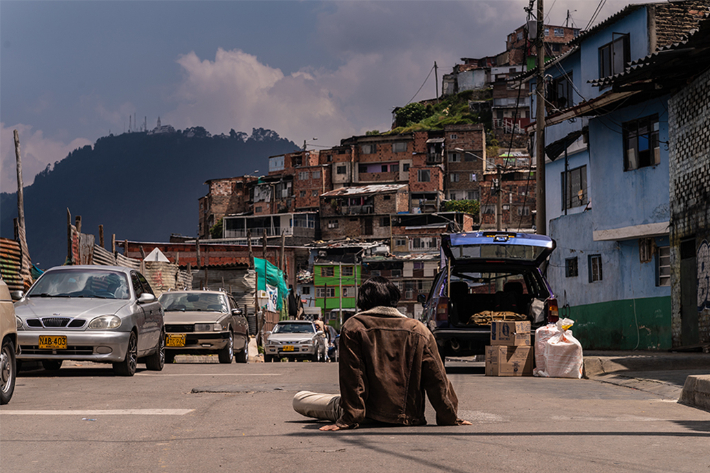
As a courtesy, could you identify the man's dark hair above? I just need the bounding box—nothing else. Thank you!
[357,276,400,311]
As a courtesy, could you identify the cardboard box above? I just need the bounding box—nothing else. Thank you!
[490,321,531,346]
[485,345,533,376]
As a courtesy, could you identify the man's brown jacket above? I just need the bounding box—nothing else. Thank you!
[336,306,460,429]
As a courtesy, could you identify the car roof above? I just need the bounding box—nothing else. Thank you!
[43,265,134,275]
[276,320,313,324]
[160,290,226,295]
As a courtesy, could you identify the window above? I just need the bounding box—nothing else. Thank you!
[361,144,377,154]
[381,165,388,172]
[624,115,660,170]
[370,270,381,277]
[302,286,311,295]
[327,220,338,229]
[410,237,438,250]
[599,33,630,78]
[326,155,332,162]
[392,142,407,153]
[321,267,334,277]
[395,238,406,247]
[254,206,262,212]
[469,173,477,182]
[300,190,306,197]
[383,195,391,200]
[448,152,461,162]
[588,255,603,282]
[549,72,573,109]
[337,165,347,175]
[380,216,390,227]
[358,164,368,174]
[552,43,561,53]
[312,170,321,179]
[517,206,530,216]
[561,165,587,209]
[418,170,430,182]
[554,27,564,37]
[657,246,670,286]
[482,205,495,215]
[391,164,399,173]
[413,262,424,270]
[517,31,523,41]
[449,192,458,200]
[544,27,549,36]
[403,163,410,172]
[464,153,476,162]
[391,269,402,278]
[639,238,654,263]
[342,287,355,297]
[316,287,335,298]
[299,171,309,180]
[565,257,578,277]
[450,134,457,139]
[467,190,480,200]
[450,173,459,183]
[312,190,318,197]
[518,186,528,196]
[342,266,354,277]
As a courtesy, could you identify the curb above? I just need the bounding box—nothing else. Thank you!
[679,375,710,411]
[583,354,710,377]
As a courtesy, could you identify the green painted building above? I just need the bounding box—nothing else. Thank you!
[313,262,361,328]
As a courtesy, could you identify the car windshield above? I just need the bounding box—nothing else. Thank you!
[27,269,130,299]
[272,323,315,334]
[159,293,228,312]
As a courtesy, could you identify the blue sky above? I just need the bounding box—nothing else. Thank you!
[1,0,648,192]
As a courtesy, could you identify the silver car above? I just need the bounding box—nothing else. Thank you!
[15,266,165,376]
[158,290,249,364]
[264,320,327,362]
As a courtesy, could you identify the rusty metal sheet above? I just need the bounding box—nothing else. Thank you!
[0,238,24,292]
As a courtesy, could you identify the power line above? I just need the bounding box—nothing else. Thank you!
[406,64,435,105]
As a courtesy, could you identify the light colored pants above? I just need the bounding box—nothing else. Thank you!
[293,391,342,422]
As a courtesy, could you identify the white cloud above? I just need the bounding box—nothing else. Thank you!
[0,123,92,193]
[165,48,356,147]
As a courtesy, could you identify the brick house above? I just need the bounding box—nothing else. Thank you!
[442,124,485,202]
[479,149,536,230]
[319,184,409,241]
[198,175,258,238]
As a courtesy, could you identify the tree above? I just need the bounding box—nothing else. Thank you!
[443,199,480,217]
[394,103,431,127]
[210,218,224,239]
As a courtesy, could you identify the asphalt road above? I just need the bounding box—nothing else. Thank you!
[1,359,709,473]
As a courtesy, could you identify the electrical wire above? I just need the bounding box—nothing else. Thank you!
[406,64,435,106]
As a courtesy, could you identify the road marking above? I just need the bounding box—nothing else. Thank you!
[0,409,194,416]
[136,373,282,377]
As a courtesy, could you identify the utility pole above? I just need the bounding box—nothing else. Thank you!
[14,131,32,288]
[434,61,439,102]
[496,165,503,231]
[535,0,547,235]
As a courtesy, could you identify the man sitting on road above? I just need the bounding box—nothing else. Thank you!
[293,276,471,430]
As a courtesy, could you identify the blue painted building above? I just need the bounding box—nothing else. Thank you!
[528,1,709,349]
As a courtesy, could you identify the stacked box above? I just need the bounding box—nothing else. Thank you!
[490,321,531,346]
[485,345,533,376]
[486,321,533,376]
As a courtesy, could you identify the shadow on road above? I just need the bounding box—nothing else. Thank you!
[18,367,147,378]
[444,365,485,375]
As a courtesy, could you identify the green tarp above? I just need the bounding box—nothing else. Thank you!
[254,257,289,311]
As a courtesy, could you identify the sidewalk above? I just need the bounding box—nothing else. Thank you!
[582,350,710,410]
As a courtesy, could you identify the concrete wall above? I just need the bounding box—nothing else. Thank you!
[548,210,672,350]
[668,66,710,347]
[588,98,670,235]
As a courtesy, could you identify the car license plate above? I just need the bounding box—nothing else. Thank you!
[39,335,67,350]
[282,345,295,352]
[166,334,186,347]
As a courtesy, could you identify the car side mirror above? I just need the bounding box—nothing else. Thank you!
[417,294,427,306]
[232,308,243,316]
[10,290,24,301]
[138,293,157,304]
[265,331,272,339]
[316,330,324,337]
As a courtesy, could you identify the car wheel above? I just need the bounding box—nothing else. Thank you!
[264,354,273,363]
[41,360,63,371]
[0,338,16,405]
[145,331,165,371]
[218,332,234,364]
[234,337,248,364]
[113,331,138,376]
[165,352,176,364]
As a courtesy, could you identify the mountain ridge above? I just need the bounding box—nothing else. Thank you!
[1,127,299,268]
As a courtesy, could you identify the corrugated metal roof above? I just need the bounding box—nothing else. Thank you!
[321,184,407,197]
[0,238,23,292]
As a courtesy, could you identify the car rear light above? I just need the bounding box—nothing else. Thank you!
[436,297,449,322]
[546,299,559,323]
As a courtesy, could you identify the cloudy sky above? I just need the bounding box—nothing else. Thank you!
[1,0,651,192]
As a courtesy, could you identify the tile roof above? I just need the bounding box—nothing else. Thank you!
[320,184,407,197]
